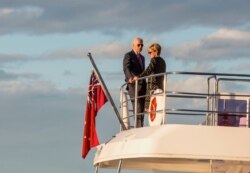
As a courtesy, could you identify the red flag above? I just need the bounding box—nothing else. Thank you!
[82,71,108,158]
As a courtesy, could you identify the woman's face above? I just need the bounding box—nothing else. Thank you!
[148,49,157,58]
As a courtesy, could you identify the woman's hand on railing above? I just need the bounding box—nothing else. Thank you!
[128,76,138,83]
[128,77,134,83]
[133,76,138,82]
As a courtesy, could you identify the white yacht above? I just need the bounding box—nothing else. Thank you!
[93,71,250,173]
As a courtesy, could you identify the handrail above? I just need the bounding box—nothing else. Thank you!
[120,71,250,129]
[166,71,250,77]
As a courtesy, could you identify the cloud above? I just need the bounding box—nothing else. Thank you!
[169,28,250,62]
[0,6,43,18]
[40,42,128,60]
[0,6,43,34]
[0,79,87,172]
[166,73,250,108]
[0,77,119,173]
[86,42,128,58]
[230,63,250,72]
[168,75,208,95]
[0,80,55,94]
[0,69,40,81]
[0,53,29,64]
[0,0,250,35]
[42,47,84,60]
[0,48,84,64]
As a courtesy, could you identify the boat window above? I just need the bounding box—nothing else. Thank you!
[218,98,248,127]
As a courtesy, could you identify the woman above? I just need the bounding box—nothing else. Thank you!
[134,43,166,111]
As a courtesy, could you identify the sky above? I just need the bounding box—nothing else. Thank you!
[0,0,250,173]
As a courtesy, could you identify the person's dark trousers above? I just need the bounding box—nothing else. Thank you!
[127,83,146,127]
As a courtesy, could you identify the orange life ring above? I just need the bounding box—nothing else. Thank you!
[148,89,164,126]
[150,97,157,121]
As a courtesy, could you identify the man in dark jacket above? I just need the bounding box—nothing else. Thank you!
[123,37,146,127]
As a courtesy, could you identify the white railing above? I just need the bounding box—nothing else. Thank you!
[120,71,250,129]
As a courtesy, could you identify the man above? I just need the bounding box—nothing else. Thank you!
[123,37,146,127]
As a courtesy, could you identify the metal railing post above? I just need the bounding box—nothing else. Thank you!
[163,73,167,124]
[134,80,138,128]
[95,164,99,173]
[117,160,123,173]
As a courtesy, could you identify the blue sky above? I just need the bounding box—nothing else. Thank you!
[1,1,250,173]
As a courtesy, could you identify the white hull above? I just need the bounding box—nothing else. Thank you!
[94,124,250,172]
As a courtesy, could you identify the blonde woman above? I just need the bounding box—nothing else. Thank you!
[134,43,166,111]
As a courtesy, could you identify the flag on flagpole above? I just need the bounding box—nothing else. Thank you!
[82,71,108,158]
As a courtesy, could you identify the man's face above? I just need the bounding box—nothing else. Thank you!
[133,39,144,53]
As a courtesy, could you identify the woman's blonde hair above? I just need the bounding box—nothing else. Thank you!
[148,43,161,55]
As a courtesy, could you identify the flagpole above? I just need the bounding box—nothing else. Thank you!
[87,52,127,130]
